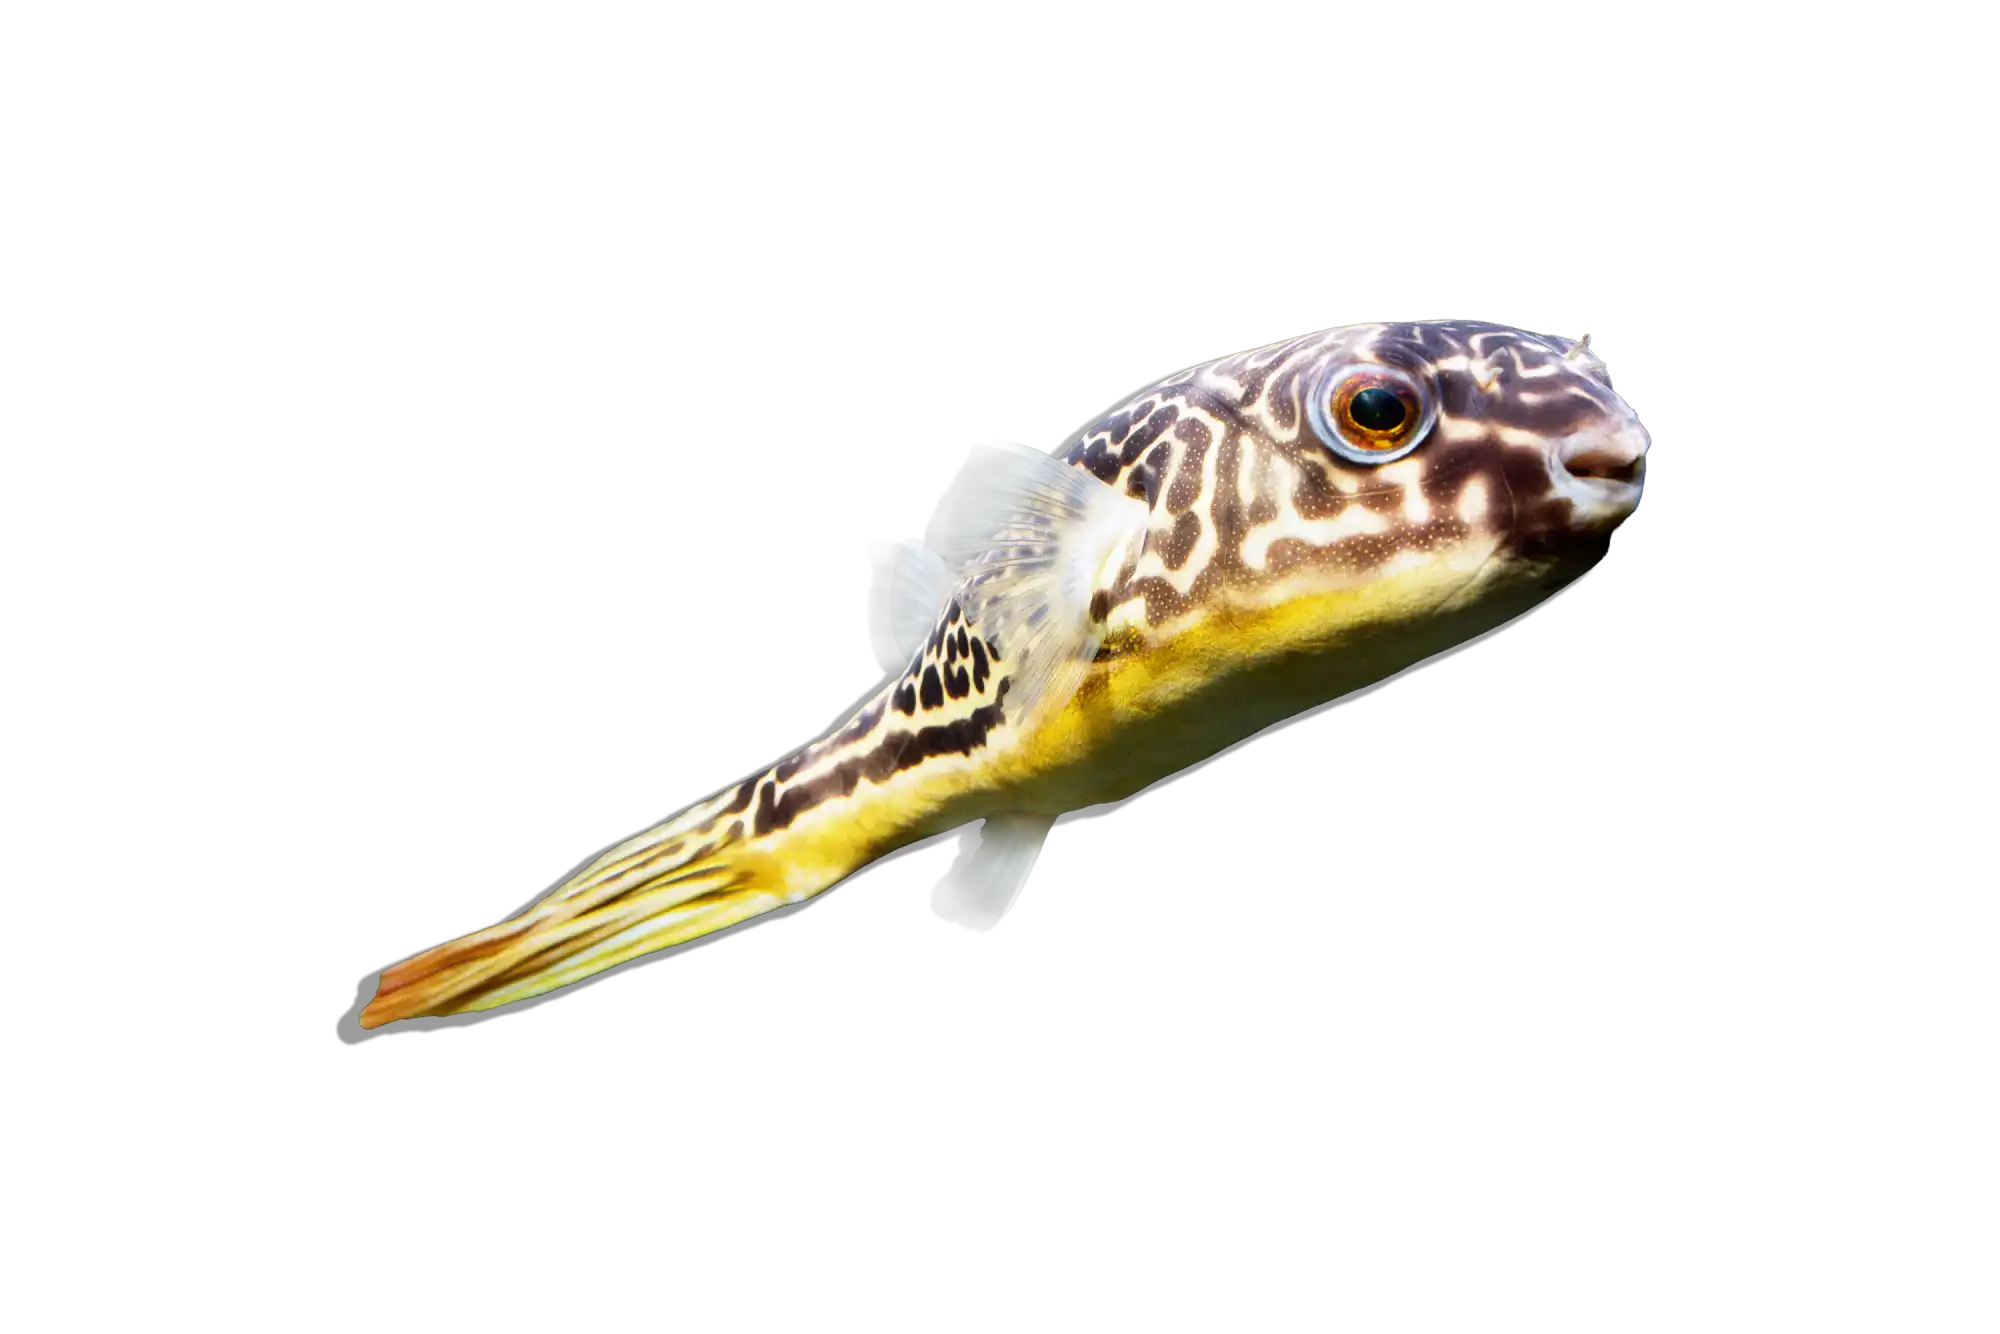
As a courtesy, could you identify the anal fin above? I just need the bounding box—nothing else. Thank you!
[932,812,1058,931]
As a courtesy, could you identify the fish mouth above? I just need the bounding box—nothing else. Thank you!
[1552,420,1649,528]
[1564,445,1646,487]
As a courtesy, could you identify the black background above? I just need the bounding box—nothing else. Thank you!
[300,170,2000,1072]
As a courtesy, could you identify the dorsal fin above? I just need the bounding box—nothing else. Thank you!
[866,539,953,673]
[924,442,1150,729]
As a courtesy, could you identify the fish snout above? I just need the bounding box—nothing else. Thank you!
[1550,416,1649,529]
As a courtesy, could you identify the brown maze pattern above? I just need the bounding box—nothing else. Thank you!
[652,326,1624,844]
[1063,319,1625,630]
[357,318,1652,1027]
[638,598,1014,847]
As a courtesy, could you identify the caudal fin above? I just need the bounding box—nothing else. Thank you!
[359,801,793,1027]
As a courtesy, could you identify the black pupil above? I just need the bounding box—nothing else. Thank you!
[1349,386,1406,433]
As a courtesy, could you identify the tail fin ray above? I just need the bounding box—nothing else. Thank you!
[360,817,789,1027]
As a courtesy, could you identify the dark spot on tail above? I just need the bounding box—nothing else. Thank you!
[969,636,989,692]
[896,694,1006,770]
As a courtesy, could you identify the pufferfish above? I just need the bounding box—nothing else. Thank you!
[359,320,1649,1028]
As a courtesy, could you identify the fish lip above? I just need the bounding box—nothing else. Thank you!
[1570,470,1645,512]
[1551,421,1649,526]
[1554,469,1646,527]
[1556,419,1650,475]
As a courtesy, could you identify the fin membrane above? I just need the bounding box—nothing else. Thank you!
[923,442,1150,727]
[933,812,1057,930]
[892,532,952,656]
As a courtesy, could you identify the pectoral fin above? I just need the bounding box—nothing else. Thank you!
[924,442,1150,729]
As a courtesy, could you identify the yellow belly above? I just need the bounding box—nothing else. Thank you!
[980,541,1599,815]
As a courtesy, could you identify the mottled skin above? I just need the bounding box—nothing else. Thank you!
[361,321,1648,1026]
[1016,319,1645,807]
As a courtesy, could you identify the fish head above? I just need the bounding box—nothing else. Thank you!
[1298,321,1649,573]
[1062,318,1652,661]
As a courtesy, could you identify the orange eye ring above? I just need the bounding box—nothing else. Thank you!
[1309,362,1437,465]
[1334,380,1413,446]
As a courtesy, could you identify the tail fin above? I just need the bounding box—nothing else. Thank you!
[359,787,803,1027]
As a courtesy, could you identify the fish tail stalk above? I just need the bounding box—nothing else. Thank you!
[359,702,932,1027]
[361,441,1156,1026]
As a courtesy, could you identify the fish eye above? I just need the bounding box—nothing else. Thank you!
[1349,387,1405,431]
[1308,362,1436,465]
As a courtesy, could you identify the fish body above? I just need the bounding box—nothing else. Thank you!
[360,320,1648,1026]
